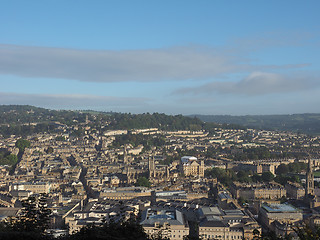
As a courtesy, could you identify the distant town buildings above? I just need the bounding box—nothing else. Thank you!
[0,114,320,239]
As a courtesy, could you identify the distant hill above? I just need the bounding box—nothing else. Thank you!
[191,113,320,135]
[0,105,205,137]
[4,105,318,137]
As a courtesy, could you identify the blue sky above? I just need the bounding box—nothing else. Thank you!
[0,0,319,115]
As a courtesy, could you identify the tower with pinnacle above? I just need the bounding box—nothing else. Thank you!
[305,157,314,197]
[148,154,155,179]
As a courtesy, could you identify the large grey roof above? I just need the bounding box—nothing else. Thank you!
[198,206,223,217]
[199,219,227,228]
[140,208,186,226]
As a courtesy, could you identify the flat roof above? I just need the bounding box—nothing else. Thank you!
[200,207,223,216]
[140,208,185,226]
[262,203,299,213]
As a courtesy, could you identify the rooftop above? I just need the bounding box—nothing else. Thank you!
[262,203,299,213]
[140,208,186,226]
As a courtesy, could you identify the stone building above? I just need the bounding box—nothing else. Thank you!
[140,208,189,240]
[305,157,314,197]
[10,182,51,194]
[285,181,304,200]
[148,155,169,183]
[198,206,260,240]
[180,156,204,178]
[258,203,302,237]
[230,182,286,200]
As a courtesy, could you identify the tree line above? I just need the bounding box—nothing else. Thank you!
[0,149,17,166]
[0,105,250,138]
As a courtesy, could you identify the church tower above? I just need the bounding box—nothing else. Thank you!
[123,145,128,163]
[85,114,89,124]
[148,154,155,179]
[305,157,314,197]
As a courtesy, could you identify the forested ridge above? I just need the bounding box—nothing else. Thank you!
[2,105,320,138]
[0,105,207,137]
[192,113,320,135]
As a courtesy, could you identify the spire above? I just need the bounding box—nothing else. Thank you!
[149,153,155,179]
[305,155,314,197]
[123,144,127,163]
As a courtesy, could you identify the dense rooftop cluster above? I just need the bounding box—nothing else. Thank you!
[0,106,320,239]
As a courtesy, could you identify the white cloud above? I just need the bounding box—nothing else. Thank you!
[0,44,306,83]
[174,72,319,96]
[0,92,148,110]
[229,30,318,52]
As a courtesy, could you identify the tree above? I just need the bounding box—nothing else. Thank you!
[276,164,289,175]
[261,172,274,182]
[288,162,307,173]
[237,170,251,183]
[136,177,151,188]
[46,146,54,154]
[0,194,52,240]
[5,194,51,233]
[0,153,18,166]
[15,139,31,152]
[67,214,153,240]
[252,173,262,182]
[293,223,320,240]
[205,167,236,187]
[274,175,300,186]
